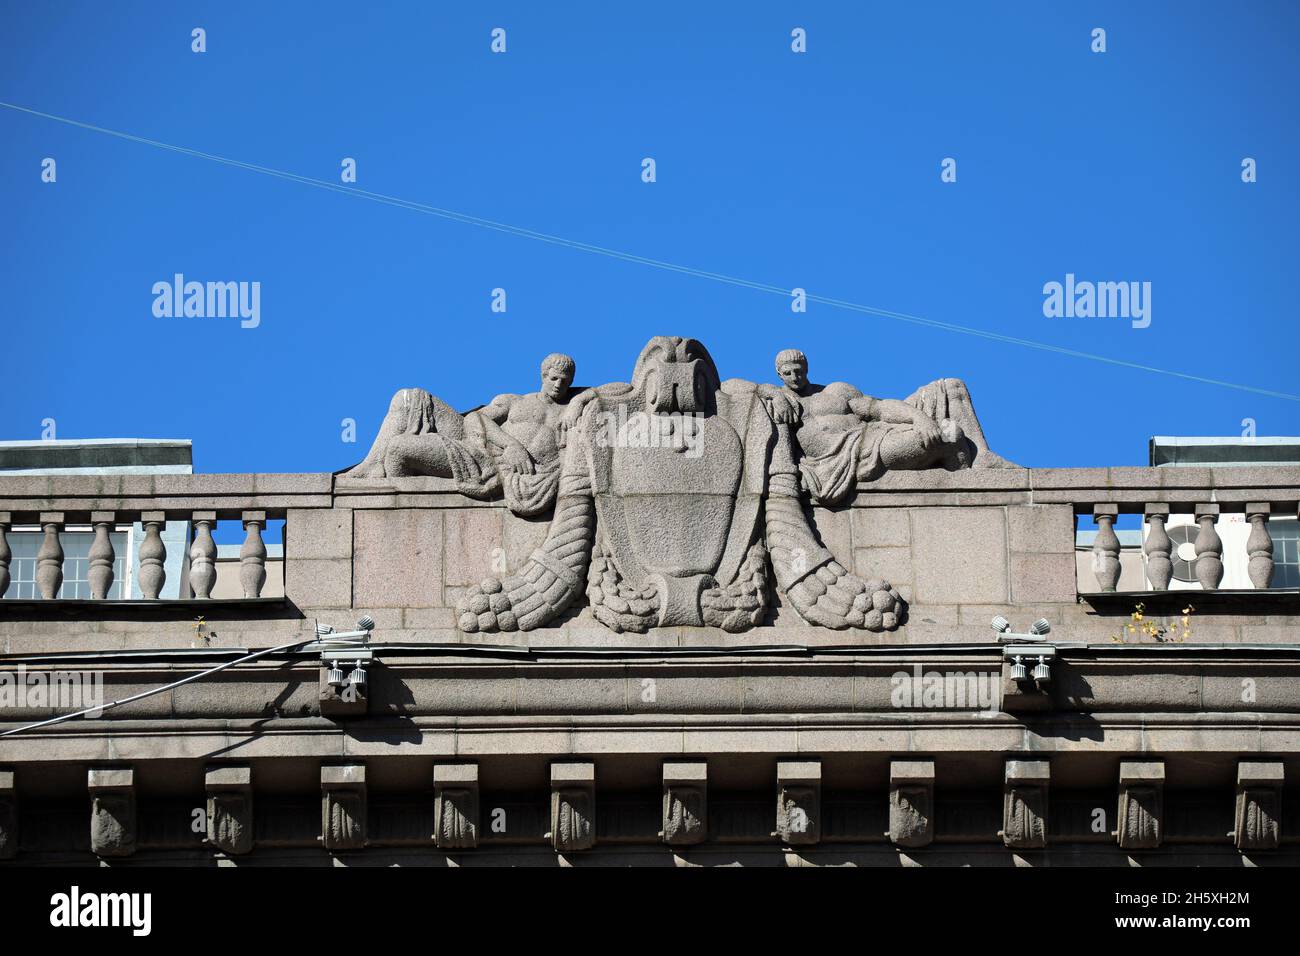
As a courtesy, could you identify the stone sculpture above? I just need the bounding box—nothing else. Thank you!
[760,349,1017,506]
[343,353,595,517]
[346,336,1013,634]
[451,336,903,633]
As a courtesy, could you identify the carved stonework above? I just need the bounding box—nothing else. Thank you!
[1234,761,1283,851]
[321,765,367,851]
[435,337,975,635]
[762,350,1018,506]
[1091,504,1121,592]
[775,761,821,845]
[1245,503,1274,590]
[88,768,136,858]
[0,512,11,598]
[889,759,935,848]
[1002,760,1049,849]
[239,511,267,598]
[1117,761,1164,850]
[345,352,591,517]
[36,513,64,600]
[344,339,1013,634]
[662,761,708,847]
[1194,504,1224,590]
[549,762,595,852]
[205,766,253,856]
[1143,503,1172,591]
[138,511,167,600]
[433,764,479,850]
[189,511,218,599]
[88,512,116,600]
[0,770,16,861]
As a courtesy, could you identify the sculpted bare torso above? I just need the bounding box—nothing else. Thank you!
[344,352,591,482]
[484,392,571,466]
[762,355,953,475]
[788,383,877,458]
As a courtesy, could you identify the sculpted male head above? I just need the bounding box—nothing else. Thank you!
[539,352,575,401]
[775,349,809,392]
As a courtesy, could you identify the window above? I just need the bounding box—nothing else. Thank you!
[2,529,129,600]
[1273,519,1300,589]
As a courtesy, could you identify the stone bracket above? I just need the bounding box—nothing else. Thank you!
[549,762,595,853]
[1234,760,1283,851]
[1117,761,1164,850]
[662,761,708,847]
[1002,759,1049,849]
[88,767,136,858]
[205,765,253,856]
[321,764,367,851]
[0,770,16,860]
[433,763,480,850]
[889,759,935,848]
[776,760,821,845]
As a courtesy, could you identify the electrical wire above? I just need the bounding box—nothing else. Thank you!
[2,100,1296,403]
[0,636,318,738]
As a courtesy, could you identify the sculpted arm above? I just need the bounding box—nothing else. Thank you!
[763,407,905,631]
[758,383,801,425]
[480,393,519,425]
[456,420,596,632]
[561,387,599,427]
[847,393,877,420]
[478,393,533,474]
[852,393,942,441]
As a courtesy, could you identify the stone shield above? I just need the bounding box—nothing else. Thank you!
[585,339,768,627]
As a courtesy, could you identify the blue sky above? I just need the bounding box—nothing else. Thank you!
[2,0,1298,480]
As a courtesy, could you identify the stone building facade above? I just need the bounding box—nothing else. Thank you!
[0,338,1296,865]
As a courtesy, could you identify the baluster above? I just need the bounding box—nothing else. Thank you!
[0,512,11,598]
[1245,502,1273,590]
[1194,504,1223,590]
[240,511,267,598]
[1091,504,1121,592]
[1143,503,1172,591]
[138,511,167,600]
[189,511,218,599]
[36,512,65,599]
[88,511,116,600]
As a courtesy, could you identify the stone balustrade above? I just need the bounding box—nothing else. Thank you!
[0,499,288,602]
[0,468,1296,612]
[1088,498,1297,593]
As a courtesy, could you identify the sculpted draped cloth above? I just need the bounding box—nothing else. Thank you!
[796,378,1014,506]
[797,423,889,506]
[345,388,561,517]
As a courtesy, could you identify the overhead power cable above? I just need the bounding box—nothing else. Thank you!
[0,636,317,738]
[2,101,1296,402]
